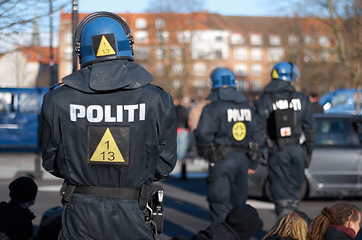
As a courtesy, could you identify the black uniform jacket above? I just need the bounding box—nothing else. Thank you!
[195,87,260,149]
[254,80,316,146]
[38,59,177,188]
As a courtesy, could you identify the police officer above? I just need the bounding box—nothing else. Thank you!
[254,62,316,218]
[38,12,177,240]
[194,67,261,223]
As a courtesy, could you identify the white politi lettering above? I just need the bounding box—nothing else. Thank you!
[227,108,252,122]
[70,104,85,121]
[272,98,302,111]
[105,105,116,122]
[87,105,103,123]
[69,103,146,122]
[124,104,138,122]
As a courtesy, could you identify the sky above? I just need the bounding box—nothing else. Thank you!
[1,0,291,52]
[74,0,282,17]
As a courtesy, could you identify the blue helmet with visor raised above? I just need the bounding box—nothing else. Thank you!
[74,11,134,68]
[271,62,300,82]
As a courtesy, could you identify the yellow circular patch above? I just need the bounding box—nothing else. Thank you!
[232,122,246,141]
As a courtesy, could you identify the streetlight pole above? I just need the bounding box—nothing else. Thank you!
[72,0,78,73]
[49,0,55,85]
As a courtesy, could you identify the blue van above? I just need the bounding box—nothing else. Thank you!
[0,87,49,152]
[320,88,362,115]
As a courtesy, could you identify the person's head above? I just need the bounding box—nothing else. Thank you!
[9,176,38,206]
[309,93,319,103]
[209,67,236,90]
[263,210,310,240]
[225,203,263,240]
[271,62,300,82]
[74,11,134,68]
[308,201,361,240]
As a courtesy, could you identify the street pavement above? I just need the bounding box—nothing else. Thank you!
[1,153,362,239]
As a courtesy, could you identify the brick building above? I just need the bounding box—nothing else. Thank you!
[58,11,338,101]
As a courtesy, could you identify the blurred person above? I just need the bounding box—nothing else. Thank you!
[194,67,262,222]
[38,11,177,240]
[0,176,38,240]
[33,206,64,240]
[308,201,361,240]
[172,203,263,240]
[309,93,324,114]
[254,62,316,218]
[174,97,190,161]
[262,210,310,240]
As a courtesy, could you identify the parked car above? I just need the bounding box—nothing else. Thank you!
[248,113,362,200]
[0,87,49,152]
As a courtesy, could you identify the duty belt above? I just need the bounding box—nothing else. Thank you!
[60,183,140,205]
[74,185,140,199]
[222,146,246,152]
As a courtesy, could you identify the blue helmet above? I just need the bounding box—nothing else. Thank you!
[271,62,300,82]
[74,11,134,68]
[210,67,236,89]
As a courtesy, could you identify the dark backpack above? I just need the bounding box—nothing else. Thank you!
[267,92,296,143]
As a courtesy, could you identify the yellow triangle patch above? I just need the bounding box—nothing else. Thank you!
[90,128,125,162]
[96,35,116,57]
[272,69,279,79]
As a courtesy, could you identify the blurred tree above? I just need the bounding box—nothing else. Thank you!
[0,0,68,54]
[280,0,361,113]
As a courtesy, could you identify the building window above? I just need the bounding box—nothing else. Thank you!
[320,50,331,62]
[65,32,72,44]
[155,18,166,29]
[215,35,223,42]
[155,49,166,60]
[155,64,165,76]
[38,53,43,60]
[251,81,262,92]
[66,62,73,76]
[234,64,248,77]
[304,35,314,45]
[250,33,263,45]
[234,47,248,60]
[134,47,150,60]
[177,30,191,44]
[268,47,284,62]
[155,31,169,43]
[269,34,281,45]
[134,31,149,44]
[318,35,330,47]
[26,53,31,59]
[172,63,184,76]
[304,50,315,62]
[65,46,73,60]
[230,33,244,44]
[288,35,299,45]
[251,64,262,76]
[172,48,183,59]
[135,18,147,29]
[251,48,263,61]
[236,80,248,91]
[193,63,207,76]
[215,50,223,59]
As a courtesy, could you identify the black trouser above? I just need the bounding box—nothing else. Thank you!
[267,143,305,217]
[207,151,249,222]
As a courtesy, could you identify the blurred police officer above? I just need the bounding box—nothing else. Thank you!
[254,62,316,218]
[38,12,177,240]
[194,68,261,222]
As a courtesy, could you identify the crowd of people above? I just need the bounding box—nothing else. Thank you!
[0,176,360,240]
